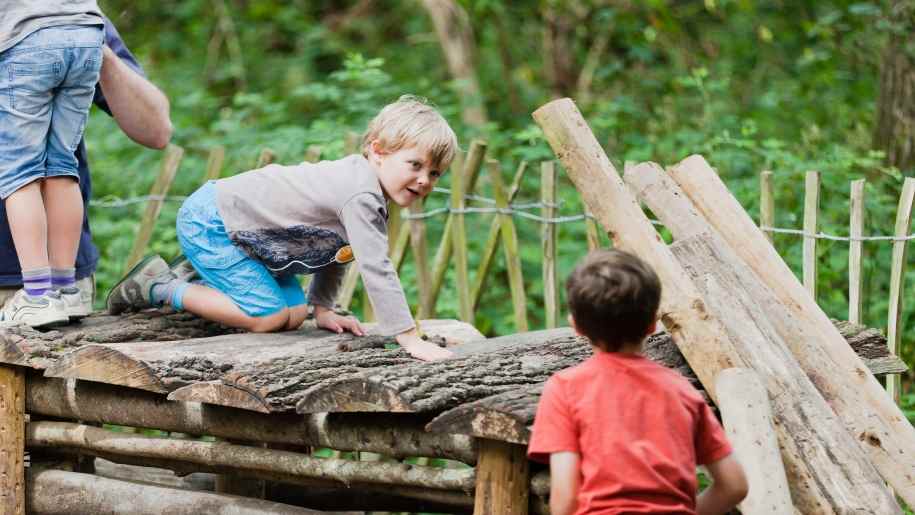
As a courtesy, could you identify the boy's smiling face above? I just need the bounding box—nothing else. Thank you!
[368,140,445,207]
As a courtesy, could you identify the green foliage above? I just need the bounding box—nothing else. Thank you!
[89,1,914,392]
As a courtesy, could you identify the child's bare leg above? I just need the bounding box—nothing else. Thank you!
[180,283,290,333]
[41,177,83,269]
[5,181,49,270]
[285,304,309,330]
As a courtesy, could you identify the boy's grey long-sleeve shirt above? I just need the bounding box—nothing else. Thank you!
[214,154,415,336]
[1,1,104,54]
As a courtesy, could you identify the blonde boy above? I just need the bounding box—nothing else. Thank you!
[107,96,456,361]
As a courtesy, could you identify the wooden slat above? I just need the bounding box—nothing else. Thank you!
[255,148,276,168]
[471,161,528,311]
[303,145,322,163]
[125,145,184,271]
[760,170,774,244]
[584,206,600,250]
[337,133,368,310]
[409,201,432,318]
[489,159,528,332]
[803,170,820,300]
[541,161,559,329]
[204,146,225,182]
[887,177,915,401]
[451,154,473,324]
[0,365,25,515]
[849,179,866,324]
[473,439,529,515]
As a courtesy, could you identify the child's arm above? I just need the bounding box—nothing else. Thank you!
[549,451,580,515]
[696,454,748,515]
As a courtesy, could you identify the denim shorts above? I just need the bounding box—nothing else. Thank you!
[0,24,104,199]
[177,182,307,317]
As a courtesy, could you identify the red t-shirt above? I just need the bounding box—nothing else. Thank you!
[527,351,733,515]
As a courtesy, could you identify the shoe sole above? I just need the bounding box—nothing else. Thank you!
[106,255,160,315]
[18,310,69,329]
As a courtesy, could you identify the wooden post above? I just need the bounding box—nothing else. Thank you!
[584,206,601,250]
[489,159,528,332]
[204,145,225,182]
[541,161,559,329]
[849,179,866,324]
[803,171,820,300]
[471,161,528,312]
[759,170,774,244]
[126,144,184,271]
[256,148,276,168]
[887,177,915,401]
[473,439,529,515]
[715,368,793,515]
[0,365,25,515]
[304,145,322,163]
[423,141,487,318]
[410,200,433,318]
[452,154,473,324]
[337,133,367,310]
[666,154,915,506]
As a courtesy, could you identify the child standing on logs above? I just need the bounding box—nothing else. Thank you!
[528,250,748,515]
[0,2,105,327]
[107,95,456,361]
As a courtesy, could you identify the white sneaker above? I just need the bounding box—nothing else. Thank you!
[1,289,69,328]
[59,286,92,319]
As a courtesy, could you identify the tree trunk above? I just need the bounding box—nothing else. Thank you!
[875,1,915,171]
[420,0,488,128]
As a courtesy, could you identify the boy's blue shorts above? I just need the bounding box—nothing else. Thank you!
[0,25,104,199]
[176,182,306,317]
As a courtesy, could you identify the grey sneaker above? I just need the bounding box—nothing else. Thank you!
[59,286,92,319]
[106,255,177,315]
[1,289,69,328]
[168,255,198,283]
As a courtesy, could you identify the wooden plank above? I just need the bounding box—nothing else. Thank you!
[849,179,866,324]
[471,161,527,312]
[666,154,915,506]
[473,439,529,515]
[204,145,225,182]
[452,152,473,324]
[125,144,184,271]
[410,200,433,318]
[424,141,487,318]
[0,365,25,515]
[759,170,775,244]
[887,177,915,401]
[716,368,793,515]
[337,133,370,310]
[489,160,528,332]
[541,161,559,329]
[803,170,820,300]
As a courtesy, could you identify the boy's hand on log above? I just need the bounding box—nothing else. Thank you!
[313,305,364,336]
[397,328,454,361]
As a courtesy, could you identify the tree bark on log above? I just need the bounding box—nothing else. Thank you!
[27,468,322,515]
[664,155,915,504]
[27,375,476,463]
[27,421,476,492]
[0,364,25,515]
[715,368,793,515]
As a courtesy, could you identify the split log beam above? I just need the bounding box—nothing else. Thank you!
[266,482,474,513]
[474,439,529,515]
[0,364,25,515]
[27,375,476,463]
[27,469,322,515]
[631,157,915,503]
[27,421,476,492]
[715,368,793,515]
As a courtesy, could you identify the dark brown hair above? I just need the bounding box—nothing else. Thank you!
[565,249,662,351]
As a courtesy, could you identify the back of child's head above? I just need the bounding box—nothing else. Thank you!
[362,95,458,171]
[566,249,662,351]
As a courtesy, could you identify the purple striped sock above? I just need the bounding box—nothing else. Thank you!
[51,267,76,290]
[22,267,52,297]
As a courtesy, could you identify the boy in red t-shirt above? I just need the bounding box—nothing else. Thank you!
[528,249,748,515]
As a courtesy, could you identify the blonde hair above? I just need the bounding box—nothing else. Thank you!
[362,95,458,170]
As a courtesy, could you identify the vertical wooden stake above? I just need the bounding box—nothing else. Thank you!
[452,155,473,324]
[584,206,601,251]
[337,134,367,311]
[541,161,559,329]
[802,171,820,300]
[410,200,432,318]
[304,145,322,163]
[471,161,527,311]
[473,439,529,515]
[0,365,25,515]
[760,170,774,244]
[489,159,528,332]
[255,148,276,168]
[204,146,226,182]
[849,179,866,325]
[887,177,915,401]
[126,144,184,271]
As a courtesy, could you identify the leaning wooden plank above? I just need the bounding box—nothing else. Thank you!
[667,154,915,504]
[27,421,475,492]
[27,469,323,515]
[28,375,476,463]
[0,365,25,515]
[126,144,184,271]
[886,177,915,401]
[716,368,793,515]
[452,151,473,323]
[489,159,529,332]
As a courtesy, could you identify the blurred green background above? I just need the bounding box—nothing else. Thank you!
[86,0,914,405]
